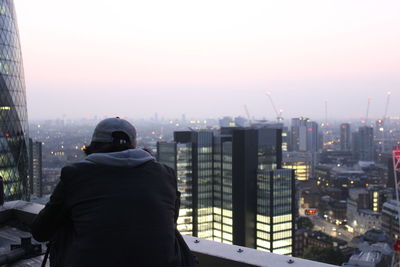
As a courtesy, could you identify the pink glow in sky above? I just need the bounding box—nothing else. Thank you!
[15,0,400,119]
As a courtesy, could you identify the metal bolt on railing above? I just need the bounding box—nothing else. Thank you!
[194,240,200,244]
[237,249,244,253]
[287,259,294,264]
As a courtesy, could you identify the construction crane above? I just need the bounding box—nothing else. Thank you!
[377,91,392,154]
[324,100,329,127]
[243,105,252,126]
[364,97,371,125]
[323,100,336,148]
[383,91,392,120]
[266,92,284,122]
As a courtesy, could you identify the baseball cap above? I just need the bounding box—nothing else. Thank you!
[91,117,137,146]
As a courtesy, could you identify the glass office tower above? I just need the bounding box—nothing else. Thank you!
[0,0,29,200]
[213,127,294,252]
[157,131,214,238]
[157,140,194,235]
[158,127,295,255]
[257,169,295,255]
[176,141,194,235]
[196,131,213,239]
[213,135,234,244]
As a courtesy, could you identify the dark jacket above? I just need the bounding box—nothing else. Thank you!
[31,149,196,267]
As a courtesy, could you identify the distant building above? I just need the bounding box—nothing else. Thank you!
[157,127,295,255]
[340,123,351,151]
[234,116,247,127]
[368,187,393,213]
[343,229,393,267]
[282,152,313,181]
[347,187,391,235]
[319,198,347,225]
[381,200,400,242]
[294,229,348,257]
[41,168,60,195]
[290,117,319,152]
[319,150,355,166]
[343,243,393,267]
[219,116,235,127]
[317,165,367,190]
[375,119,385,153]
[353,126,374,162]
[29,139,43,197]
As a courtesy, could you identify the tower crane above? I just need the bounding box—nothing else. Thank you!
[324,100,329,127]
[365,97,371,125]
[377,91,392,153]
[243,105,252,126]
[266,92,284,122]
[383,91,391,120]
[323,100,335,148]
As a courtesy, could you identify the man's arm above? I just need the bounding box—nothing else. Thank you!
[31,179,69,242]
[162,164,181,224]
[175,190,181,224]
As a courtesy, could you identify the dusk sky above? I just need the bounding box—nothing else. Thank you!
[15,0,400,120]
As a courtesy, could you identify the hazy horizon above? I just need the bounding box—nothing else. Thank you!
[15,0,400,120]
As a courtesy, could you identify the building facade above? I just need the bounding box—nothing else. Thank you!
[290,117,319,152]
[340,123,351,151]
[282,152,313,181]
[157,131,214,238]
[294,230,348,258]
[0,0,29,200]
[28,139,42,197]
[353,126,374,162]
[41,168,60,195]
[158,127,295,255]
[381,200,400,242]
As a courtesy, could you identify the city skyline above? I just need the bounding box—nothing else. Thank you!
[15,0,400,119]
[0,1,398,265]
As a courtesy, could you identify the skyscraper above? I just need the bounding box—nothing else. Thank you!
[340,123,351,151]
[290,117,319,152]
[256,169,294,255]
[0,0,29,200]
[158,127,295,255]
[157,131,214,239]
[29,139,43,197]
[353,126,374,162]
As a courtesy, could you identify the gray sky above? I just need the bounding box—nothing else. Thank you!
[15,0,400,120]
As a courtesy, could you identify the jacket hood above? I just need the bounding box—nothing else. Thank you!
[85,149,155,167]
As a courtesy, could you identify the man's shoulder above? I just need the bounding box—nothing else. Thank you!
[144,160,175,175]
[60,160,96,178]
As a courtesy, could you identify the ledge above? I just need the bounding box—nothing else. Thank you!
[0,201,337,267]
[184,235,337,267]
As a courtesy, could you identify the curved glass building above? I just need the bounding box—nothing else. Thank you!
[0,0,29,200]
